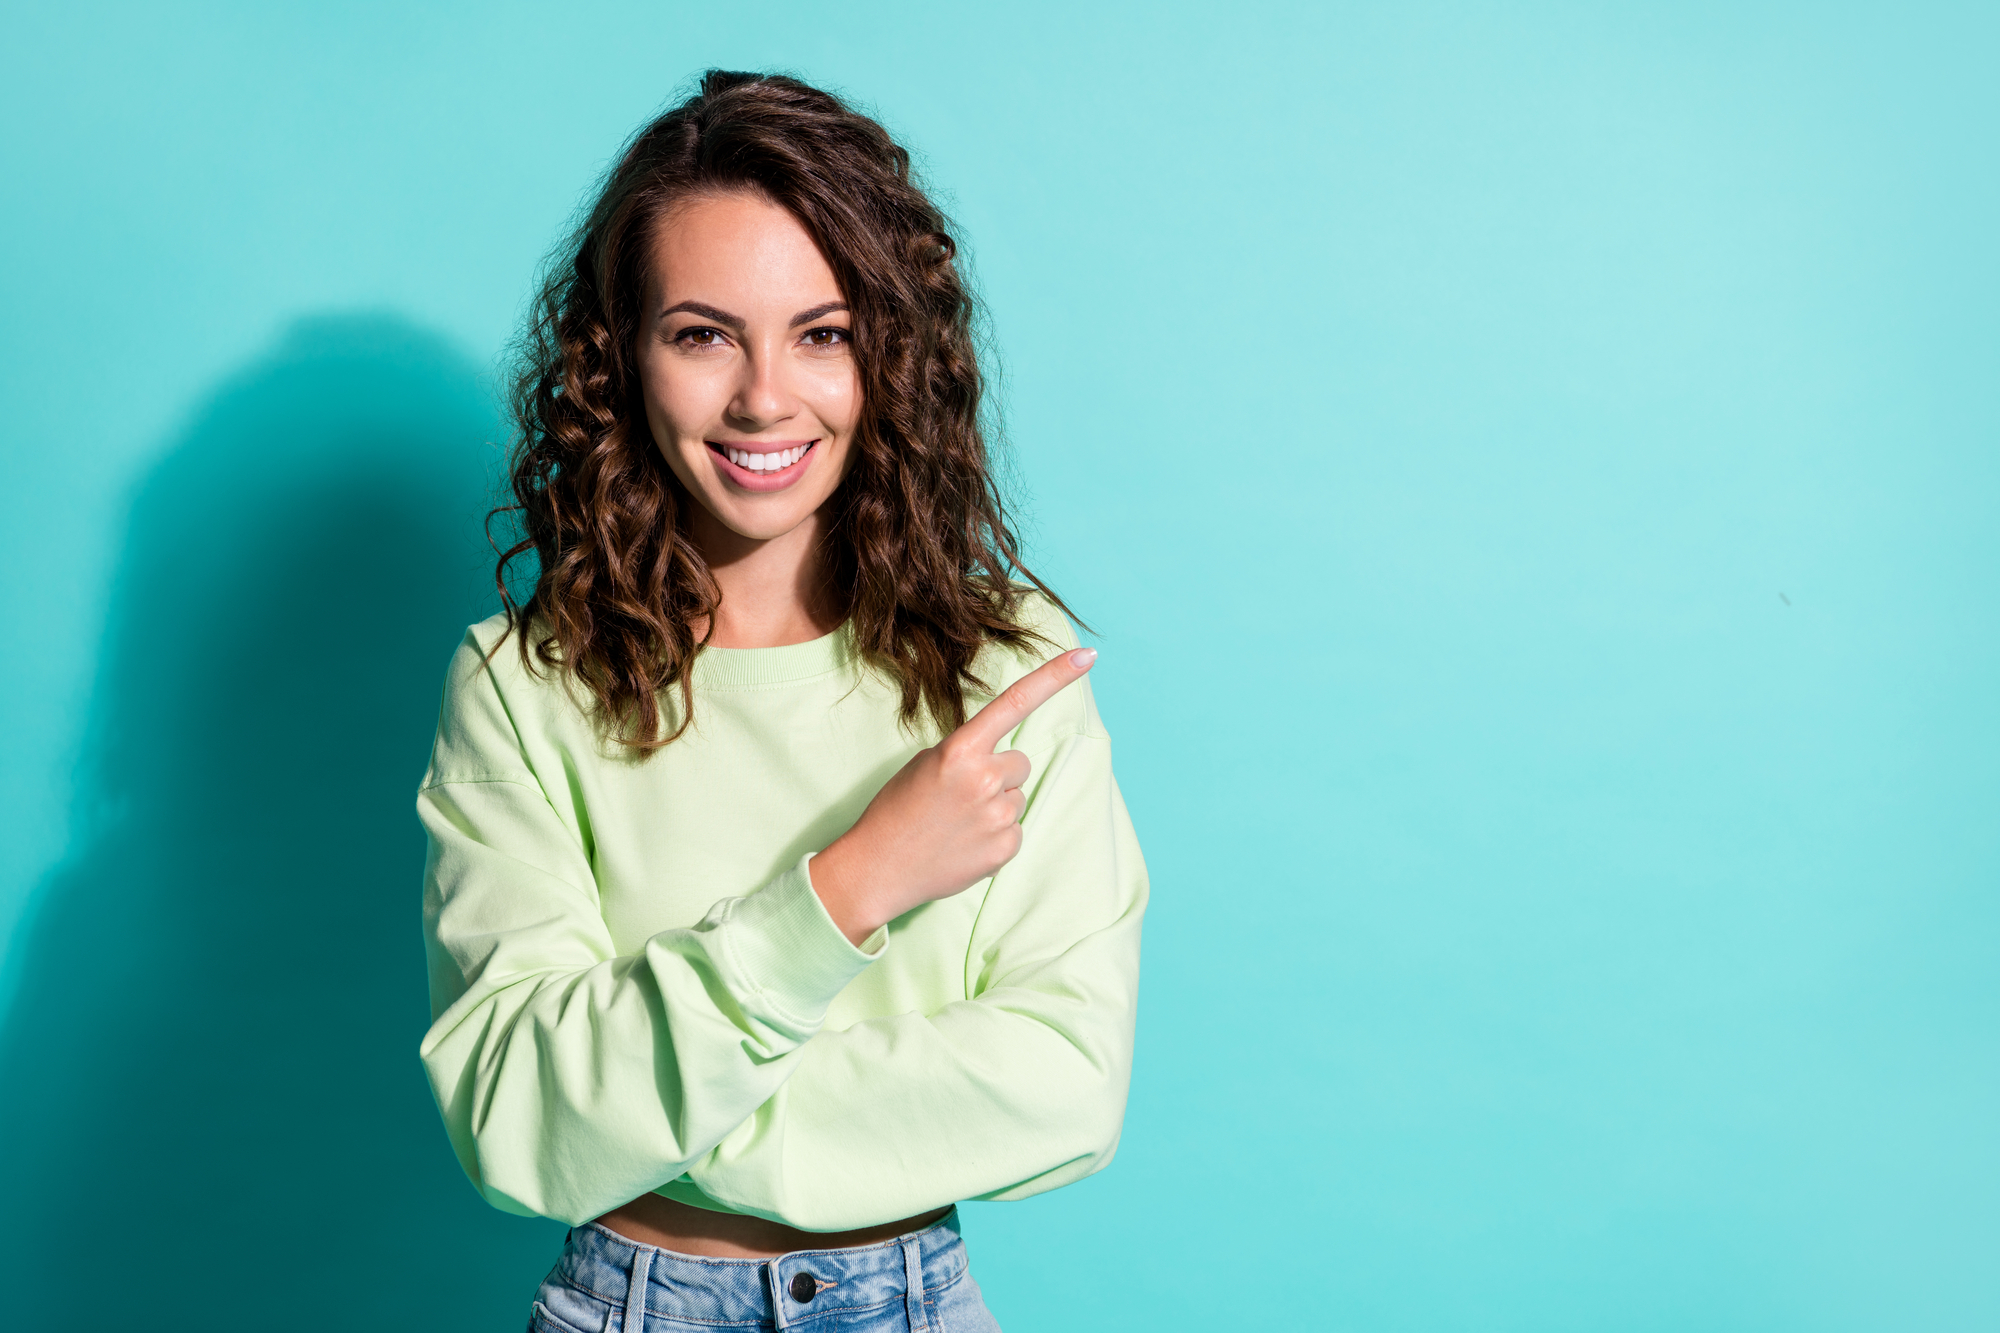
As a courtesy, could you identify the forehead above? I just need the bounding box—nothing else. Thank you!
[647,190,843,307]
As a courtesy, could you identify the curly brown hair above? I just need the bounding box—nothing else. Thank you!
[493,70,1077,750]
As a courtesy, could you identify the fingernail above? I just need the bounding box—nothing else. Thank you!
[1069,648,1097,669]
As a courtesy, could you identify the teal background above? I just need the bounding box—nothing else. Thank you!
[2,3,1995,1328]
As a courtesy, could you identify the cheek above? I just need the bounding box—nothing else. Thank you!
[640,358,716,445]
[817,367,864,434]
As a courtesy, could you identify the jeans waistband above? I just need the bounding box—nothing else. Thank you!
[555,1208,969,1330]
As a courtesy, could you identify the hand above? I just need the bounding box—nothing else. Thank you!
[809,646,1098,944]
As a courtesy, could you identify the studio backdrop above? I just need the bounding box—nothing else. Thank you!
[2,4,1995,1330]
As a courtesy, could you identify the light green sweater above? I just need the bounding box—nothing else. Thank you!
[416,596,1147,1232]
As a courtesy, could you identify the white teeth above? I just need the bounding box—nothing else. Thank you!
[721,444,812,471]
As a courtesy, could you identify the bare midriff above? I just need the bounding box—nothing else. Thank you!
[594,1193,952,1259]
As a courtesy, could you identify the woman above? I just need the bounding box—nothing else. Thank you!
[418,71,1146,1332]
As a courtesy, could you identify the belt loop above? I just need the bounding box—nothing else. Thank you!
[902,1233,928,1332]
[765,1258,792,1330]
[623,1243,652,1333]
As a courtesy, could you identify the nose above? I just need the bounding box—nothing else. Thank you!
[723,344,795,432]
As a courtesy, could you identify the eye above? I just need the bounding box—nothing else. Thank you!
[673,326,729,349]
[801,326,850,350]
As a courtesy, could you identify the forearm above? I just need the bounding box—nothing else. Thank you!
[690,990,1136,1231]
[421,784,885,1226]
[690,851,1146,1232]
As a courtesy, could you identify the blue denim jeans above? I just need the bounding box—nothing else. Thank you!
[528,1208,1001,1332]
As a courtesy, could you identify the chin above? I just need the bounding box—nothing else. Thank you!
[727,515,815,542]
[708,496,824,542]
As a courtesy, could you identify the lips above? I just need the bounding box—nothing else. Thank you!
[706,439,818,491]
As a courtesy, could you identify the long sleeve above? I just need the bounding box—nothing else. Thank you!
[685,723,1148,1232]
[415,637,886,1227]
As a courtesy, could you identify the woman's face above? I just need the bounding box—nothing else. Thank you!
[638,190,860,546]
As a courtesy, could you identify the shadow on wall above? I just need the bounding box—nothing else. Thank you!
[0,314,563,1329]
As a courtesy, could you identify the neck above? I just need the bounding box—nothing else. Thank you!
[690,506,844,649]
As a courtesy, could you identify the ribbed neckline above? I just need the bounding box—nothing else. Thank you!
[690,620,857,690]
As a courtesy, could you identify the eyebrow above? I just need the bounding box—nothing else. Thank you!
[660,300,744,330]
[659,299,849,330]
[788,301,849,327]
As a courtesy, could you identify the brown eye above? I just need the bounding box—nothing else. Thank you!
[803,327,848,349]
[676,327,725,348]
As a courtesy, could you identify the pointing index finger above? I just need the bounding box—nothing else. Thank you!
[954,647,1097,753]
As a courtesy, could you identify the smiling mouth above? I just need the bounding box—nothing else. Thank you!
[707,440,816,476]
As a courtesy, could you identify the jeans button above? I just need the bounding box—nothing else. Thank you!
[789,1271,817,1303]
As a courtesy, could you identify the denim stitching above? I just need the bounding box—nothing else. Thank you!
[920,1261,966,1333]
[530,1299,600,1333]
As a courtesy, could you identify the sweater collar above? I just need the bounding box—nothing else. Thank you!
[690,621,856,690]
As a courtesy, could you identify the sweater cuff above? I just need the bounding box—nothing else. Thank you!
[725,853,887,1033]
